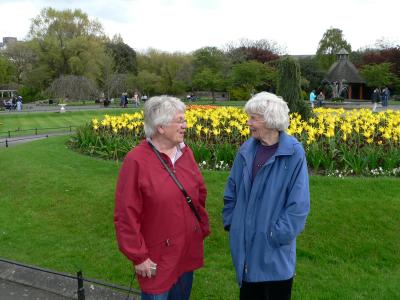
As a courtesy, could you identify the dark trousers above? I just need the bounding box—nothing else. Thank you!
[240,277,293,300]
[141,272,193,300]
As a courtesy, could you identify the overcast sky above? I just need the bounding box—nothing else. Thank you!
[0,0,399,54]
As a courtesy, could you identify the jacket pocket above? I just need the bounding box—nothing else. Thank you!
[195,205,210,238]
[147,231,184,269]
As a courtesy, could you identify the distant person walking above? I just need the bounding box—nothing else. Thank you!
[372,88,381,112]
[316,92,325,107]
[133,92,140,107]
[120,93,125,107]
[16,96,23,111]
[382,87,390,108]
[11,96,17,110]
[309,90,316,109]
[124,94,129,108]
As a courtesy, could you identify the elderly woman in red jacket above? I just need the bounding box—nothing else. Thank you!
[114,95,210,300]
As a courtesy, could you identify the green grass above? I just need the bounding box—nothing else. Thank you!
[1,136,400,299]
[389,99,400,105]
[0,109,138,138]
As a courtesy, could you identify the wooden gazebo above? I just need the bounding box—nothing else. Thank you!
[325,49,365,99]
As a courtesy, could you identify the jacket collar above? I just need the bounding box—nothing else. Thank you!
[142,139,189,160]
[145,138,186,151]
[238,131,295,167]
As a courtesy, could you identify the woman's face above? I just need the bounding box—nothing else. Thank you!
[247,113,269,140]
[161,112,187,145]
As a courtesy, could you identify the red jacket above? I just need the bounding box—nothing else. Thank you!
[114,140,210,294]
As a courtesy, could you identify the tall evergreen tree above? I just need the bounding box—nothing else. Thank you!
[277,56,311,119]
[105,41,137,75]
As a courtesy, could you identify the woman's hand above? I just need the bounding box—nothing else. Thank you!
[135,258,157,278]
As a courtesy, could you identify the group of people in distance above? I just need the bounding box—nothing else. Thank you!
[309,90,325,109]
[114,92,310,300]
[372,86,391,112]
[2,95,23,111]
[119,92,148,108]
[310,86,391,112]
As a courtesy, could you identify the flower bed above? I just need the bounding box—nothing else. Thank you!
[69,106,400,176]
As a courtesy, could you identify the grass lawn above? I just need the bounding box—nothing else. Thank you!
[0,109,137,138]
[389,99,400,105]
[0,136,399,299]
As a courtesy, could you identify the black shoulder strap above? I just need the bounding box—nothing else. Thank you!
[148,141,201,222]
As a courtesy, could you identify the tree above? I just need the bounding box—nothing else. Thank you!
[3,41,36,84]
[373,37,398,50]
[97,51,115,99]
[102,73,128,99]
[361,47,400,77]
[137,49,192,95]
[316,28,352,70]
[175,58,194,92]
[105,40,138,75]
[192,68,224,101]
[47,75,99,101]
[129,70,164,96]
[28,8,106,82]
[360,63,397,88]
[191,47,230,96]
[29,7,104,40]
[22,63,53,95]
[229,60,271,94]
[192,46,229,74]
[277,56,311,119]
[225,38,282,64]
[0,56,15,86]
[298,56,325,91]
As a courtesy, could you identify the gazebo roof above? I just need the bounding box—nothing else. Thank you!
[325,49,365,83]
[337,48,349,55]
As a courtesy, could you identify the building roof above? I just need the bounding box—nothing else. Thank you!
[291,54,315,60]
[337,48,349,55]
[325,49,365,83]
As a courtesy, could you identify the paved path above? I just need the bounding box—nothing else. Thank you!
[0,278,71,300]
[0,259,139,300]
[0,132,72,148]
[322,101,400,111]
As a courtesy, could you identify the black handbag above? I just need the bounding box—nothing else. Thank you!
[148,141,202,222]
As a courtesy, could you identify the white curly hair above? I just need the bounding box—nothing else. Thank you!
[244,92,290,131]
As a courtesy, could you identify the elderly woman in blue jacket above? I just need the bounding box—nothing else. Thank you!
[223,92,310,300]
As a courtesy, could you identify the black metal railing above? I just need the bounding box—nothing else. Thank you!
[0,257,140,299]
[0,134,49,147]
[0,125,77,139]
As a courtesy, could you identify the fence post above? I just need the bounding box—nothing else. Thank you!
[77,270,85,300]
[35,128,38,135]
[8,131,10,138]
